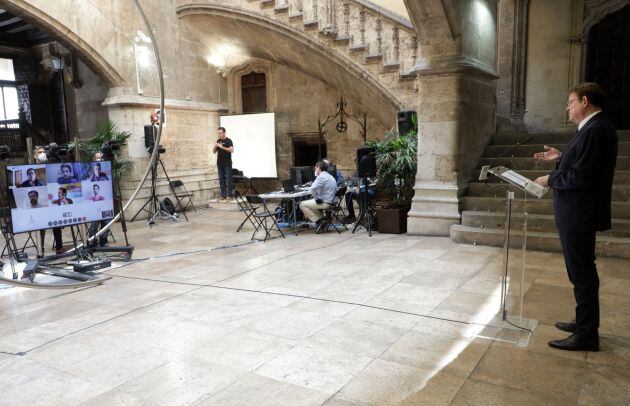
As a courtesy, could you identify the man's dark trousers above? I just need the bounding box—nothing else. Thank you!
[558,231,599,335]
[218,164,234,198]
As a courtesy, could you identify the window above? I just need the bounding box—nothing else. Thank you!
[241,71,267,113]
[0,58,19,120]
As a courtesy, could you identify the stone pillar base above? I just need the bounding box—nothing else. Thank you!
[407,182,460,236]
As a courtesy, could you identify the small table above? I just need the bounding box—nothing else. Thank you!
[258,189,311,235]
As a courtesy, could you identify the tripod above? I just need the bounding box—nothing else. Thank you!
[131,150,187,224]
[352,176,375,237]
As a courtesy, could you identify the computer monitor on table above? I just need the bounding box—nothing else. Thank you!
[291,166,315,186]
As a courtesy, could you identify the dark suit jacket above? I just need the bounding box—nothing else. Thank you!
[548,112,618,232]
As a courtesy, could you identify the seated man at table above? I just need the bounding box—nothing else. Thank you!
[299,161,337,225]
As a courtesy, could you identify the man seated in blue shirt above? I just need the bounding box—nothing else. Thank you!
[299,161,337,225]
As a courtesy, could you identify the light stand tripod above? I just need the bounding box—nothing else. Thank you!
[130,148,186,225]
[352,176,375,237]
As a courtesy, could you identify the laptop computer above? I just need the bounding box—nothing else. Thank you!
[282,179,295,193]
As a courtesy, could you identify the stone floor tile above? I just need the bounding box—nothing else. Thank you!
[492,323,587,362]
[450,379,572,406]
[380,330,488,378]
[287,297,358,317]
[586,335,630,369]
[255,342,373,395]
[367,283,454,314]
[1,356,111,405]
[470,345,585,403]
[343,306,422,330]
[305,319,407,358]
[394,370,465,405]
[192,328,298,371]
[245,307,335,340]
[578,364,630,406]
[335,359,435,405]
[199,372,330,406]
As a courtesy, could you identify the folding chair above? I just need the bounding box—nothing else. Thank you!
[245,195,285,241]
[316,186,348,234]
[170,180,196,213]
[235,191,261,232]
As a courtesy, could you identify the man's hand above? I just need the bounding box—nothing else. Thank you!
[535,175,549,187]
[533,145,561,162]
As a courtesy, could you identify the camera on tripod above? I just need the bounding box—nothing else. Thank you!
[143,124,166,154]
[101,140,120,161]
[0,144,10,161]
[43,143,68,162]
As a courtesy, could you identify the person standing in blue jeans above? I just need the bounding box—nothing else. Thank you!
[213,126,235,201]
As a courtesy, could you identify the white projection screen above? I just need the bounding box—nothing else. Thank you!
[219,113,277,178]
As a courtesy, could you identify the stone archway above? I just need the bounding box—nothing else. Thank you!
[0,0,125,87]
[176,3,405,127]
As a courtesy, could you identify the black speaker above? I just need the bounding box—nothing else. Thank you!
[356,147,376,178]
[144,125,156,150]
[397,110,416,136]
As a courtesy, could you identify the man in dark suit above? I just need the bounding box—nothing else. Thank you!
[534,82,618,351]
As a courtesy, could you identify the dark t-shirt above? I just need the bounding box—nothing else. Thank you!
[217,137,233,166]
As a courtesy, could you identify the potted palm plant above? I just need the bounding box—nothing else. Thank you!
[366,116,418,234]
[78,120,134,180]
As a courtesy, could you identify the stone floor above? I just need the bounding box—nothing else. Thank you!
[1,205,629,405]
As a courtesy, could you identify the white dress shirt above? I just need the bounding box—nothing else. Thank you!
[578,110,601,131]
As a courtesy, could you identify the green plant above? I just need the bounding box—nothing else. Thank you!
[78,120,134,180]
[366,115,418,208]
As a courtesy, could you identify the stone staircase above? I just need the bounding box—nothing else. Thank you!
[179,0,419,104]
[451,130,630,258]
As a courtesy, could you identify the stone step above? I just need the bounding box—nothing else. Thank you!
[462,196,630,218]
[492,130,630,145]
[461,210,630,235]
[485,142,630,158]
[472,169,630,184]
[450,224,630,258]
[478,156,630,171]
[466,182,630,202]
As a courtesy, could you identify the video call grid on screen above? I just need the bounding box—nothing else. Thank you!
[6,161,115,234]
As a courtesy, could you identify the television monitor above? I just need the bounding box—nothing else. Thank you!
[6,161,115,234]
[291,166,315,186]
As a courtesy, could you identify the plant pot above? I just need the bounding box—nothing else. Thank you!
[375,207,407,234]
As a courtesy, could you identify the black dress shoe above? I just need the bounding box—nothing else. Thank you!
[554,320,576,333]
[548,333,599,352]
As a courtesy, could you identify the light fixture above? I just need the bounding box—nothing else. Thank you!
[51,56,65,71]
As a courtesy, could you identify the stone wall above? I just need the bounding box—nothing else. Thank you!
[74,59,109,140]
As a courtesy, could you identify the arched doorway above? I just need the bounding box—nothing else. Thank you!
[585,4,630,129]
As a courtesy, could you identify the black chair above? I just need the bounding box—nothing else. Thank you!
[170,180,196,213]
[316,186,348,234]
[235,191,261,232]
[245,195,285,241]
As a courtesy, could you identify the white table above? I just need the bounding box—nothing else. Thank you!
[258,189,311,235]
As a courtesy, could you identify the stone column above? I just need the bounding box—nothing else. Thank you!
[404,0,498,236]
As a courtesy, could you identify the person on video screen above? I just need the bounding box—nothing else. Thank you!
[90,162,109,181]
[26,190,46,209]
[21,168,43,187]
[51,187,73,205]
[57,163,79,184]
[90,184,105,201]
